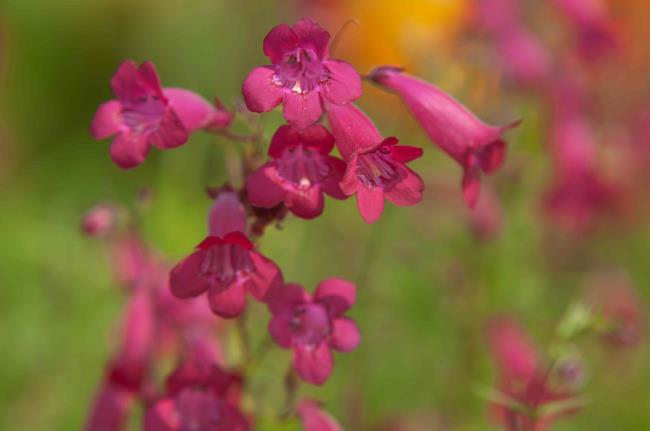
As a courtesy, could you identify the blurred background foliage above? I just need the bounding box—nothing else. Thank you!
[0,0,648,430]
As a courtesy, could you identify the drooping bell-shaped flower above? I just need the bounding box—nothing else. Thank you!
[170,191,282,318]
[368,66,519,208]
[297,399,342,431]
[265,279,360,385]
[91,60,232,168]
[144,360,248,431]
[243,17,361,129]
[325,102,424,223]
[246,124,346,219]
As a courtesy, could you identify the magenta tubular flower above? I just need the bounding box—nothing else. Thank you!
[325,102,424,223]
[553,0,618,62]
[170,191,282,318]
[246,124,346,219]
[84,381,134,431]
[297,399,342,431]
[265,279,360,385]
[144,360,248,431]
[91,60,230,168]
[368,67,519,208]
[487,318,578,431]
[242,17,361,129]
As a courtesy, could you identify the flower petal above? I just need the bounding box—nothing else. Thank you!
[265,282,309,314]
[314,278,356,316]
[85,382,133,431]
[356,186,385,224]
[246,164,285,209]
[169,249,212,299]
[462,167,481,209]
[292,17,331,58]
[91,100,123,139]
[263,24,299,64]
[208,282,247,318]
[243,66,284,113]
[320,157,347,200]
[268,124,334,157]
[164,87,219,132]
[109,131,151,169]
[478,140,507,174]
[143,399,178,431]
[388,144,424,164]
[293,342,333,386]
[322,60,362,104]
[284,186,324,219]
[283,91,323,130]
[330,317,361,352]
[297,399,342,431]
[269,313,294,348]
[384,167,424,206]
[148,109,188,150]
[247,251,283,300]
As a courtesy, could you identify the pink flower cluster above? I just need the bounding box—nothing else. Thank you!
[86,14,522,431]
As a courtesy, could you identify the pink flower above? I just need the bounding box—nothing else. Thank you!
[553,0,618,62]
[544,114,618,231]
[81,203,117,237]
[84,381,134,431]
[91,60,230,168]
[297,399,342,431]
[246,124,346,219]
[107,284,156,392]
[325,102,424,223]
[170,191,282,318]
[487,318,577,431]
[474,0,551,85]
[144,360,248,431]
[368,67,519,208]
[243,17,361,129]
[265,278,360,385]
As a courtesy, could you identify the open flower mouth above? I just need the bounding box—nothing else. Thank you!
[276,146,331,189]
[355,148,400,189]
[274,48,330,94]
[199,243,254,286]
[290,303,331,347]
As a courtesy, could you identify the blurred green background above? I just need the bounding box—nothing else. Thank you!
[0,1,648,430]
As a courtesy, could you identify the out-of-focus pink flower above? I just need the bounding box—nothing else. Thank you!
[325,102,424,223]
[369,67,518,208]
[144,360,248,431]
[297,399,342,431]
[553,0,618,62]
[81,203,117,237]
[488,318,538,384]
[91,60,228,168]
[469,186,503,241]
[243,17,361,129]
[107,284,156,392]
[588,274,645,348]
[487,318,577,431]
[246,124,346,219]
[474,0,551,85]
[544,115,618,232]
[84,381,134,431]
[170,191,282,318]
[265,278,360,385]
